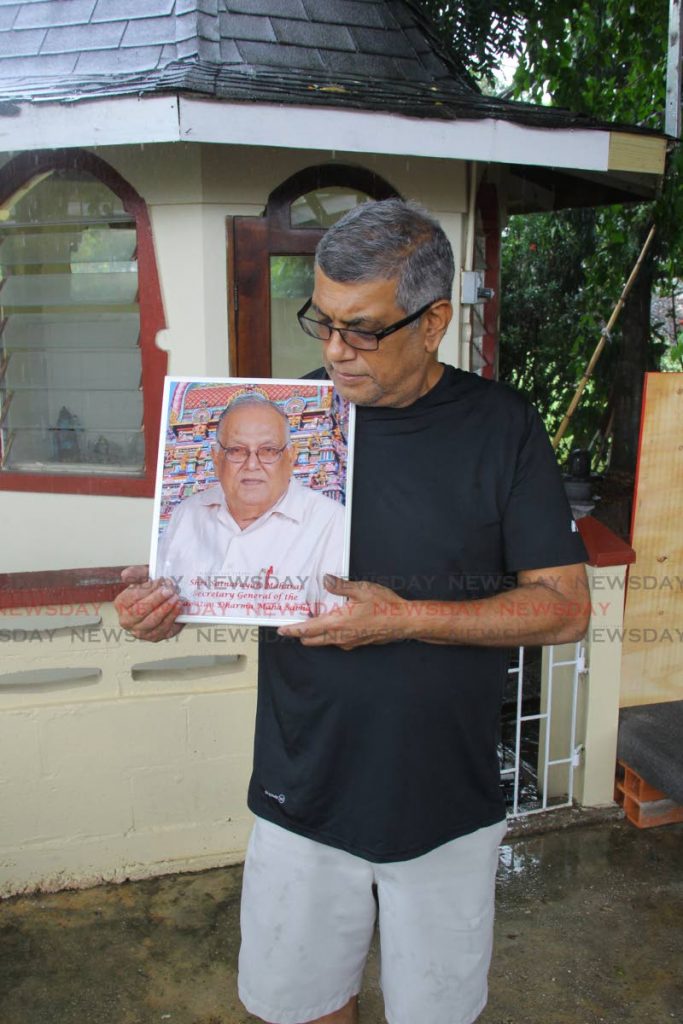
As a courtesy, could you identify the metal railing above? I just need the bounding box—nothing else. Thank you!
[501,642,586,818]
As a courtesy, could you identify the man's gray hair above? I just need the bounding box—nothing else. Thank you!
[315,199,454,313]
[216,394,290,444]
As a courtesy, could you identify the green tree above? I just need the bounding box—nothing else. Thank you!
[414,0,679,486]
[498,208,608,462]
[507,0,679,477]
[411,0,537,84]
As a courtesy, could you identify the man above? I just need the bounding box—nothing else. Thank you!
[116,200,589,1024]
[156,394,345,618]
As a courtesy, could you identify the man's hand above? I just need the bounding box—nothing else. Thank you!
[278,574,411,650]
[277,563,590,650]
[114,565,185,643]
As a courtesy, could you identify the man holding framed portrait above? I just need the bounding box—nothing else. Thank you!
[116,199,589,1024]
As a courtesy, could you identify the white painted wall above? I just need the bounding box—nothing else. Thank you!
[0,602,258,896]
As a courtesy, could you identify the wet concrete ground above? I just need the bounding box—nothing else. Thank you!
[1,818,681,1024]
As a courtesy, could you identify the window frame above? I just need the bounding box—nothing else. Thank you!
[229,163,401,377]
[471,182,500,380]
[0,148,167,497]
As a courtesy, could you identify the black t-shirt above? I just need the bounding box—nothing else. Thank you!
[247,365,587,861]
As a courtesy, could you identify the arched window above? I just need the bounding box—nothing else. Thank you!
[230,164,400,378]
[0,150,166,496]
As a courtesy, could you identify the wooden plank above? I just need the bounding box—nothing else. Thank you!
[608,133,668,175]
[621,373,683,706]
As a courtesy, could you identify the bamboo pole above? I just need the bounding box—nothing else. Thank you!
[552,223,657,450]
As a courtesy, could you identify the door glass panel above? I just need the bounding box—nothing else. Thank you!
[290,187,370,228]
[270,255,321,378]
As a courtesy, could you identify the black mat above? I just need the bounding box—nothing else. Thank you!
[618,700,683,804]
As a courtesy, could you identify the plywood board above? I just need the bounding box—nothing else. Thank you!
[608,132,667,176]
[621,373,683,706]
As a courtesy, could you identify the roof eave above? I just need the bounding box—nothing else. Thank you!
[0,93,667,203]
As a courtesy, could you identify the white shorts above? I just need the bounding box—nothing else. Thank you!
[238,816,507,1024]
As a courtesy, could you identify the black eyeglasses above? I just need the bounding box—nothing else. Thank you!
[297,298,435,352]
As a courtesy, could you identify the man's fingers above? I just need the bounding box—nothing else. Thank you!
[114,568,184,644]
[121,590,181,631]
[135,610,185,643]
[121,565,150,585]
[291,621,398,649]
[114,575,183,644]
[126,599,185,642]
[323,575,378,598]
[323,574,353,594]
[297,626,348,647]
[278,615,333,639]
[117,578,177,616]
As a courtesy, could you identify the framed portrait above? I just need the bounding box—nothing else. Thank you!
[150,377,355,625]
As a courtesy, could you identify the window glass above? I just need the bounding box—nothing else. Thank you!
[290,186,370,228]
[270,254,320,378]
[0,169,143,474]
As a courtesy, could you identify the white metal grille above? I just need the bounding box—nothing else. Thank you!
[501,642,586,818]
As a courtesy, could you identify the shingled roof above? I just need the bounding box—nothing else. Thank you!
[0,0,630,131]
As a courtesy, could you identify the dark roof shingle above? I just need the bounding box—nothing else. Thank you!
[300,0,386,28]
[2,26,46,57]
[226,0,307,15]
[15,0,96,30]
[120,14,177,47]
[74,43,163,74]
[0,6,19,32]
[0,0,660,143]
[349,25,416,58]
[0,0,467,98]
[41,21,126,55]
[220,12,277,43]
[0,50,77,80]
[235,38,325,70]
[270,18,355,51]
[91,0,174,20]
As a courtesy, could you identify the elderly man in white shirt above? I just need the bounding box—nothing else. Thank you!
[156,395,345,620]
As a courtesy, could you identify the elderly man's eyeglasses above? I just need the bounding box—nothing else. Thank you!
[215,440,287,464]
[297,298,434,352]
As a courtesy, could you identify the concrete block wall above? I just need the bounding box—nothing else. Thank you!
[0,602,258,897]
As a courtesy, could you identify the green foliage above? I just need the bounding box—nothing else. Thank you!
[661,333,683,369]
[509,0,683,295]
[410,0,538,84]
[500,208,606,462]
[506,0,680,473]
[414,0,680,472]
[513,0,668,127]
[270,255,314,300]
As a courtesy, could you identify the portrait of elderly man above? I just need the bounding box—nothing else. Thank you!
[155,393,345,619]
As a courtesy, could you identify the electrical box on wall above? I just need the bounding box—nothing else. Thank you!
[461,270,495,304]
